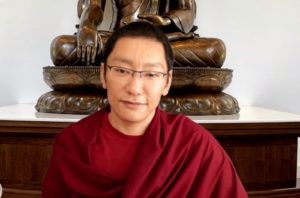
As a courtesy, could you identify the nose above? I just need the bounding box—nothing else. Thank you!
[125,74,144,95]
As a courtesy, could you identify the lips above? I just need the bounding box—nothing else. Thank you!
[121,100,146,108]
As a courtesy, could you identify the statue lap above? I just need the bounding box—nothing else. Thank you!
[51,33,226,67]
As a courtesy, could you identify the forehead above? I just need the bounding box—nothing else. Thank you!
[108,37,167,69]
[115,36,161,46]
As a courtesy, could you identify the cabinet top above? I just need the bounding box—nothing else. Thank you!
[0,103,300,124]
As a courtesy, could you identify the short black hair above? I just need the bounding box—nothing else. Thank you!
[103,21,174,71]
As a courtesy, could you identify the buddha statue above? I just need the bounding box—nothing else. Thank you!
[36,0,239,115]
[51,0,225,68]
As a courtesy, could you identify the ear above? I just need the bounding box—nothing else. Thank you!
[162,70,172,96]
[100,63,107,89]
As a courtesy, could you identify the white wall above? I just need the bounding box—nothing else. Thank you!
[0,0,300,114]
[0,0,77,106]
[196,0,300,114]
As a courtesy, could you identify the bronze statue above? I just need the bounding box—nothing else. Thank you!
[51,0,225,67]
[36,0,239,115]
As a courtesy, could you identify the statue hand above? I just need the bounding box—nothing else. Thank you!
[138,14,171,26]
[77,25,102,65]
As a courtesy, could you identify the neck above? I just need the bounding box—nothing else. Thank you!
[108,111,155,136]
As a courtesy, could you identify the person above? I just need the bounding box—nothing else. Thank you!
[51,0,225,67]
[42,22,247,197]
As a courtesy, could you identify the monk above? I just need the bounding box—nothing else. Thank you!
[42,22,247,197]
[51,0,225,67]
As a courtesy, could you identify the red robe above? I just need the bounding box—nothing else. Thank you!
[42,108,248,197]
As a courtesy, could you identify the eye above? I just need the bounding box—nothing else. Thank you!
[144,71,160,78]
[114,67,130,75]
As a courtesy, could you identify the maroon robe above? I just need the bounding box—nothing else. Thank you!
[42,108,248,197]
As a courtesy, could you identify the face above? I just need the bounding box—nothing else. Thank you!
[100,37,172,127]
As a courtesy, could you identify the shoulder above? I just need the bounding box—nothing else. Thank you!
[159,109,210,138]
[161,110,229,156]
[157,110,220,151]
[158,110,228,166]
[55,109,106,149]
[159,109,224,153]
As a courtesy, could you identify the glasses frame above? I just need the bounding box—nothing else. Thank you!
[106,65,168,79]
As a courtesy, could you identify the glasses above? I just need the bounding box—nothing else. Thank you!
[106,65,168,82]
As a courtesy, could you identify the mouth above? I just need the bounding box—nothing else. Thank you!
[121,100,145,109]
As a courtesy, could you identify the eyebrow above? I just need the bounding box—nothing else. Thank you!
[110,57,165,69]
[110,57,132,65]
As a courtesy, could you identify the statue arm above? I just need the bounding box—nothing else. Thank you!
[77,0,104,65]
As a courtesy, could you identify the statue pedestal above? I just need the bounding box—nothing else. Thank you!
[36,66,240,115]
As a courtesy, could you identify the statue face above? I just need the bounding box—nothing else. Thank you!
[100,37,172,129]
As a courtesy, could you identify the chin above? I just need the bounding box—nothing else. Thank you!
[117,107,155,123]
[124,110,152,122]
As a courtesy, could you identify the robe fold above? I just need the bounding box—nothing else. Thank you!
[42,108,247,197]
